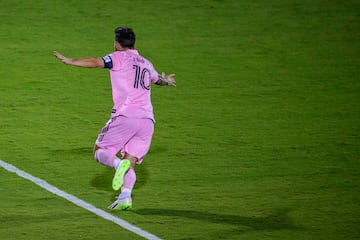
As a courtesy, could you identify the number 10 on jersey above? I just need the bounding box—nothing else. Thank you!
[133,65,150,90]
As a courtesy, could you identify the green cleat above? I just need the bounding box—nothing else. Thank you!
[112,160,131,191]
[108,194,132,210]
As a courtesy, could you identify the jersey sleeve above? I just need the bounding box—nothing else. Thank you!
[102,54,113,69]
[150,65,159,83]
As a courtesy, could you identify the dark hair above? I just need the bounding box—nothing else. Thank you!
[114,27,136,49]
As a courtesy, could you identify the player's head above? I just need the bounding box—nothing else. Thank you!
[114,27,136,49]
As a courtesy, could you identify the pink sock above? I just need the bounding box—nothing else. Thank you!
[122,167,136,191]
[94,148,119,168]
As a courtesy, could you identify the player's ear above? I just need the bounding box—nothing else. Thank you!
[114,41,122,51]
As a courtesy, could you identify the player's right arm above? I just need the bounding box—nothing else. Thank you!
[53,51,104,68]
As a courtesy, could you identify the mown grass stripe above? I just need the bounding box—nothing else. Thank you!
[0,159,161,240]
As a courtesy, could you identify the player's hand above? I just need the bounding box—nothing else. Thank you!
[53,51,72,64]
[161,72,176,86]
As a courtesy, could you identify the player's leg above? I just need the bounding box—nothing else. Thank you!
[111,152,133,191]
[120,119,154,195]
[109,153,137,210]
[93,144,131,191]
[120,153,138,189]
[94,116,135,191]
[109,118,154,210]
[93,117,122,168]
[93,144,121,168]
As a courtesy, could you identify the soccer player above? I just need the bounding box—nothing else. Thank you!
[53,27,176,210]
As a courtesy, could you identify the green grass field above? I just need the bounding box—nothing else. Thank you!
[1,0,359,239]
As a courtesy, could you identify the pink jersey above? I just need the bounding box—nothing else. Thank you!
[103,50,159,121]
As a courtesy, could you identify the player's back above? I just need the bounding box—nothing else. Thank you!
[108,50,158,121]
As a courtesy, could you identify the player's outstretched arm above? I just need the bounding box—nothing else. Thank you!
[155,72,176,86]
[53,51,104,68]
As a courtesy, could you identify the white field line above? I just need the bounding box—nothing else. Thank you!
[0,159,162,240]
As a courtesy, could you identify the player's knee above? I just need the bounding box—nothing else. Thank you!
[129,159,137,168]
[124,154,138,168]
[125,158,137,168]
[93,145,101,161]
[93,145,101,162]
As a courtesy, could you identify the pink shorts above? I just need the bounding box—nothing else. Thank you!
[95,115,154,164]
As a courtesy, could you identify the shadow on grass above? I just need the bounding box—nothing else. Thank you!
[133,208,300,231]
[50,147,91,155]
[90,168,113,192]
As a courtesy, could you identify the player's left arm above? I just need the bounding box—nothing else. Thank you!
[53,51,104,68]
[155,72,176,86]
